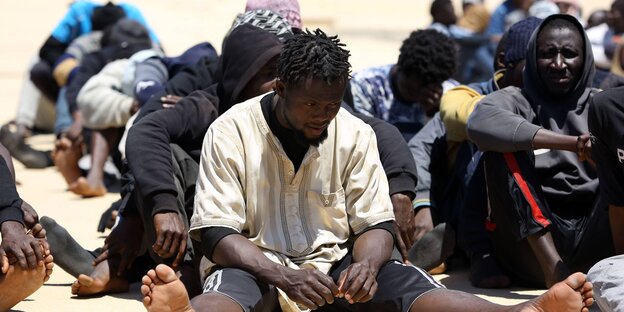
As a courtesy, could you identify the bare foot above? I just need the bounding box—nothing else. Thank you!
[53,136,83,185]
[68,176,107,198]
[519,272,594,312]
[71,259,129,296]
[141,264,195,312]
[0,255,49,311]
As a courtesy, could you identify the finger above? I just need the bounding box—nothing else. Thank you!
[159,232,174,258]
[337,266,352,296]
[152,231,166,254]
[314,271,339,297]
[30,240,45,264]
[305,287,326,308]
[0,251,7,274]
[310,276,335,304]
[172,236,187,269]
[351,275,376,303]
[295,293,318,310]
[167,232,184,261]
[394,225,409,262]
[345,269,367,302]
[12,245,30,269]
[23,244,39,269]
[93,249,110,265]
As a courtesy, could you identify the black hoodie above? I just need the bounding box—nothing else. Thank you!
[467,14,599,210]
[125,25,283,215]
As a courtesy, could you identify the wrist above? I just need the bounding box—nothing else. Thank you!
[0,220,25,235]
[257,262,291,287]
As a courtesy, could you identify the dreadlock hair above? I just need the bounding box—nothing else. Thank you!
[398,29,456,85]
[277,28,351,87]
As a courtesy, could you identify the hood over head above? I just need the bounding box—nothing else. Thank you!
[217,24,283,113]
[523,14,594,112]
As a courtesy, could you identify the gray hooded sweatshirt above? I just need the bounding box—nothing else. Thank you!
[467,14,599,208]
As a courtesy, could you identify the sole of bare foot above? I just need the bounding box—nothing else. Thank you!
[68,177,107,198]
[141,264,195,312]
[53,137,83,185]
[71,259,129,297]
[0,260,49,311]
[519,272,594,312]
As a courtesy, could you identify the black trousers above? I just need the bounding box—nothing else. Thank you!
[483,151,613,287]
[29,60,59,102]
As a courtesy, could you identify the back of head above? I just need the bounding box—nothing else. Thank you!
[245,0,302,29]
[528,1,559,19]
[504,16,543,66]
[430,0,457,25]
[277,29,351,87]
[398,29,456,85]
[231,9,293,42]
[92,2,126,31]
[101,18,152,58]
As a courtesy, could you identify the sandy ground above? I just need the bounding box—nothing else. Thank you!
[0,0,613,311]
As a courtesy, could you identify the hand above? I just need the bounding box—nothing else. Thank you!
[0,221,46,272]
[413,207,434,241]
[337,261,378,304]
[93,214,144,276]
[391,193,416,262]
[129,100,139,115]
[576,134,595,166]
[160,95,182,108]
[276,267,338,310]
[21,201,39,230]
[152,211,187,268]
[419,84,442,117]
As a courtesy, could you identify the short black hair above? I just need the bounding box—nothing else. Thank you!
[398,29,456,85]
[92,2,126,31]
[613,0,624,15]
[431,0,453,17]
[277,28,351,87]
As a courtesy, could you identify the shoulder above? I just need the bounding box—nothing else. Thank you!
[352,65,392,84]
[334,108,376,139]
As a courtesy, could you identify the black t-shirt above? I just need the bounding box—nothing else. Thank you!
[589,86,624,206]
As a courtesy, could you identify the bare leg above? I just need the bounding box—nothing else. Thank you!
[527,230,570,287]
[0,252,53,311]
[69,130,109,197]
[141,264,242,312]
[53,136,83,185]
[71,258,129,296]
[413,272,593,312]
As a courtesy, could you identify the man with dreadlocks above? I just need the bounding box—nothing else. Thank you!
[141,29,596,312]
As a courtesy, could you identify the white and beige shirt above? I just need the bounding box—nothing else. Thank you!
[190,93,395,274]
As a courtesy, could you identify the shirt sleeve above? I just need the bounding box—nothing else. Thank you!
[466,88,541,152]
[440,85,484,143]
[344,125,395,235]
[0,157,24,226]
[189,125,247,241]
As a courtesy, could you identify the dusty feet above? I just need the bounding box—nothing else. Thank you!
[520,272,594,312]
[0,252,53,311]
[68,176,107,198]
[71,259,129,296]
[53,136,83,185]
[141,264,195,312]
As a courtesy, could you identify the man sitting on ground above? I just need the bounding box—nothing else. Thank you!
[0,142,54,310]
[141,28,594,312]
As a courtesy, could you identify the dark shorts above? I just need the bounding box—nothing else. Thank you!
[202,255,444,312]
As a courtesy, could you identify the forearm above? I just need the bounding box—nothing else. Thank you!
[352,228,393,274]
[211,233,290,286]
[532,128,578,152]
[609,205,624,255]
[0,143,15,181]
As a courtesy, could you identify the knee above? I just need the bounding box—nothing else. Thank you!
[190,292,243,312]
[29,61,53,86]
